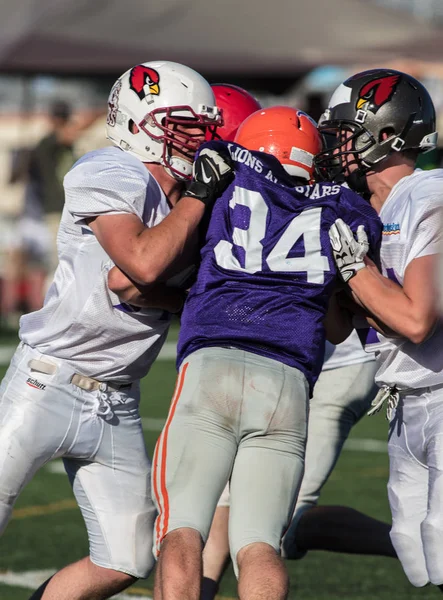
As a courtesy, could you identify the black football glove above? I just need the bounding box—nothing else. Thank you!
[185,147,234,206]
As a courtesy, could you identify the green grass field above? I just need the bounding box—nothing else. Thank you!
[0,330,440,599]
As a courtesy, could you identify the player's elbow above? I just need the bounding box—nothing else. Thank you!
[114,261,164,287]
[108,266,134,297]
[405,316,437,344]
[134,263,165,285]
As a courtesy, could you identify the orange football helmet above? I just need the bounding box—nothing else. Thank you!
[234,106,323,181]
[211,84,262,142]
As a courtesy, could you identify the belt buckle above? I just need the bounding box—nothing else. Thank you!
[71,373,100,392]
[71,372,130,393]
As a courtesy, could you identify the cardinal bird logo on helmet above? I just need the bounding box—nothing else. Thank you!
[356,74,400,113]
[129,65,160,100]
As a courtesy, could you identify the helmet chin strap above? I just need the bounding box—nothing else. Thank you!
[165,156,193,182]
[346,168,371,200]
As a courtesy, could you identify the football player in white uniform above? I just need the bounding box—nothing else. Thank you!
[0,60,232,600]
[317,68,443,588]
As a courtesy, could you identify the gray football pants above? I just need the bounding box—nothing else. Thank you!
[152,346,309,574]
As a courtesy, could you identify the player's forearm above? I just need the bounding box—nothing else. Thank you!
[108,267,186,313]
[131,196,205,284]
[349,263,436,344]
[130,145,232,284]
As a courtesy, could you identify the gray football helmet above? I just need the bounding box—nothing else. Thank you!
[315,69,437,194]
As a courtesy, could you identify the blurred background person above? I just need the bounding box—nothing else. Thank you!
[23,98,99,281]
[0,99,103,325]
[26,99,76,266]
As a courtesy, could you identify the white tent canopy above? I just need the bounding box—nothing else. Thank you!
[1,0,442,76]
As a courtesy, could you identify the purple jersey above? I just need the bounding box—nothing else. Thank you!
[177,141,382,391]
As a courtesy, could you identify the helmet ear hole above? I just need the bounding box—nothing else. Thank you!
[128,120,140,134]
[379,127,395,143]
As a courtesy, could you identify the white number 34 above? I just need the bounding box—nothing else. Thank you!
[214,186,330,284]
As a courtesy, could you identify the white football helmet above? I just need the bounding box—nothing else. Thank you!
[106,61,222,179]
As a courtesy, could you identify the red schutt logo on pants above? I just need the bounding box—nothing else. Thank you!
[26,377,46,391]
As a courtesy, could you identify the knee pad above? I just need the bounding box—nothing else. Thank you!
[421,517,443,585]
[92,507,157,579]
[390,527,429,587]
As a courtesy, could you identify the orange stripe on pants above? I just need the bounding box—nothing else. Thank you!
[153,362,189,552]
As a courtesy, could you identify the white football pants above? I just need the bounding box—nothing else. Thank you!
[0,342,156,578]
[388,384,443,587]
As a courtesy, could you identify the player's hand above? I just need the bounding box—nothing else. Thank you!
[185,147,234,206]
[329,218,369,283]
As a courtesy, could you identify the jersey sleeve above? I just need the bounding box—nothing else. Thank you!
[196,139,229,157]
[406,196,443,266]
[64,152,147,224]
[337,187,383,261]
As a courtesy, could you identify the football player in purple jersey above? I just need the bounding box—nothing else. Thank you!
[200,93,395,600]
[152,105,383,600]
[200,84,263,600]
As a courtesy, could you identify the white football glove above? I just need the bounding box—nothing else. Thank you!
[367,385,399,421]
[329,218,369,283]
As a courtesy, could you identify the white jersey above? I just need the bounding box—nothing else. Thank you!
[20,147,172,383]
[361,168,443,390]
[323,329,374,371]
